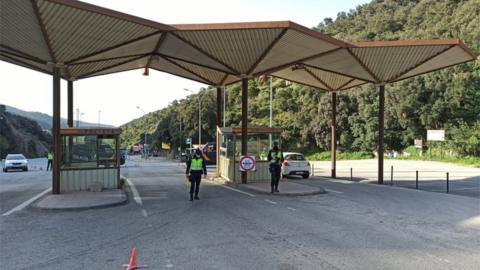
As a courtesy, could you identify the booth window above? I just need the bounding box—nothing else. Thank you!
[62,135,117,169]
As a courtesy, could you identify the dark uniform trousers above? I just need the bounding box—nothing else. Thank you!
[270,165,281,190]
[190,172,202,196]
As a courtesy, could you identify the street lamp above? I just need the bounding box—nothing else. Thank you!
[184,88,202,146]
[136,106,148,158]
[76,108,85,127]
[98,110,101,127]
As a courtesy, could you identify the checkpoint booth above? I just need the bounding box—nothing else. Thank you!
[217,126,282,184]
[60,128,121,192]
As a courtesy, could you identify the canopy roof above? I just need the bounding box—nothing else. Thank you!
[1,0,477,90]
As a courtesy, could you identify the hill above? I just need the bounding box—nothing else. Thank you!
[121,0,479,159]
[0,105,51,158]
[4,105,115,129]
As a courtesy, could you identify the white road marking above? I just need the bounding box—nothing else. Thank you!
[141,209,148,217]
[287,207,296,211]
[2,187,51,216]
[125,178,143,206]
[210,181,256,197]
[265,199,277,205]
[325,189,344,194]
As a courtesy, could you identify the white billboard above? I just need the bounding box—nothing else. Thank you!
[427,130,445,141]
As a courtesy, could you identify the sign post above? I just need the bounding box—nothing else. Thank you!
[239,155,256,172]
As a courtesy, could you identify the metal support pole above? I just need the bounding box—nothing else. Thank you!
[67,80,73,128]
[52,67,61,194]
[350,168,353,181]
[446,172,449,193]
[416,170,419,189]
[241,77,248,184]
[216,87,222,177]
[223,86,226,128]
[390,165,393,185]
[378,84,385,184]
[198,94,201,145]
[331,92,337,178]
[269,76,273,148]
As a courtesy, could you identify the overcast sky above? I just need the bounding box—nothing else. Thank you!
[1,0,369,126]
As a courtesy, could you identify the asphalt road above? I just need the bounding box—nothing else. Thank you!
[0,157,478,269]
[0,158,51,214]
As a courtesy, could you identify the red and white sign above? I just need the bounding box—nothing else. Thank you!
[239,155,256,172]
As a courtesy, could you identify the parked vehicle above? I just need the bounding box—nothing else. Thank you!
[200,142,216,165]
[119,148,127,165]
[3,154,28,172]
[281,152,310,179]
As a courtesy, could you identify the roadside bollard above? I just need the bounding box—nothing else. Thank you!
[416,170,418,189]
[390,165,393,185]
[446,172,449,193]
[312,164,314,177]
[350,168,353,181]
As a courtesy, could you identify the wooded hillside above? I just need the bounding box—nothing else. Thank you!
[121,0,480,158]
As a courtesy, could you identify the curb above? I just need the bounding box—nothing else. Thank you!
[208,177,325,196]
[33,191,128,211]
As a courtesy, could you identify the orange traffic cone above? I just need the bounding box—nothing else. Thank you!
[123,248,148,270]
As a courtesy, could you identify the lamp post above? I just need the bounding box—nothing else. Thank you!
[76,108,84,127]
[184,88,202,146]
[136,106,148,158]
[98,110,101,127]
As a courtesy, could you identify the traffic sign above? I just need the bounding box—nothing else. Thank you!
[185,138,192,144]
[239,155,256,172]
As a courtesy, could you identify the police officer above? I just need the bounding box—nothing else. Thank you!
[46,151,53,171]
[267,142,284,193]
[185,149,207,201]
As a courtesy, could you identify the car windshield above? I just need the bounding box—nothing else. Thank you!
[286,154,305,161]
[6,155,26,160]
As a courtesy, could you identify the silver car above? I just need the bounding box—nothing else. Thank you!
[3,154,29,172]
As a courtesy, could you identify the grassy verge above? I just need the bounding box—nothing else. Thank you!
[305,151,374,161]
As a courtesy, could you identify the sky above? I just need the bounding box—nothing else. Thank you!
[0,0,369,126]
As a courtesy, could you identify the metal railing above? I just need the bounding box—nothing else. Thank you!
[310,164,479,197]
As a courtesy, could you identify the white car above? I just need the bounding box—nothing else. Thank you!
[3,154,29,172]
[281,152,310,179]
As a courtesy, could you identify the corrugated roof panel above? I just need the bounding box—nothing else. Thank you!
[339,79,366,90]
[350,45,451,82]
[149,56,211,84]
[83,56,150,78]
[0,0,52,62]
[0,53,51,74]
[305,49,376,82]
[158,33,232,73]
[253,29,338,74]
[396,45,475,81]
[307,67,359,90]
[175,28,283,73]
[76,33,162,63]
[222,74,240,85]
[69,55,146,78]
[168,58,228,85]
[37,0,158,63]
[272,67,330,91]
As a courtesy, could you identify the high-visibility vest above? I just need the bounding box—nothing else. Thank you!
[190,158,203,171]
[270,151,282,163]
[47,153,53,160]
